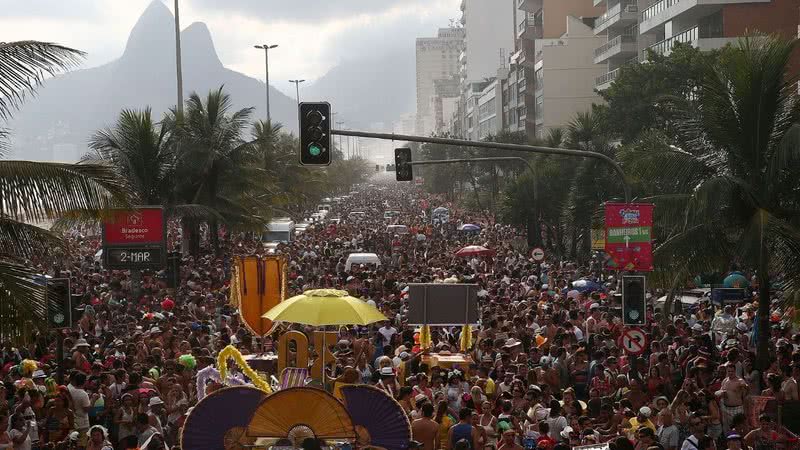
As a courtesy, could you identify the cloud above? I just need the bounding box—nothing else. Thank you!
[188,0,401,22]
[0,0,461,97]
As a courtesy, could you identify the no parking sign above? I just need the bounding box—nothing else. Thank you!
[618,327,647,355]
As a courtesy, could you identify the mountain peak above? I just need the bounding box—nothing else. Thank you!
[182,22,222,68]
[122,0,175,60]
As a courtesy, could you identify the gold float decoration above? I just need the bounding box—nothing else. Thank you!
[217,345,273,394]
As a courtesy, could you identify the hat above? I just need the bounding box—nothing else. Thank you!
[394,345,409,357]
[691,323,703,332]
[727,434,743,441]
[150,327,162,334]
[32,370,46,379]
[72,339,90,351]
[379,367,395,376]
[503,338,522,349]
[560,426,574,439]
[639,406,652,418]
[149,397,165,407]
[736,322,749,332]
[399,352,410,360]
[414,393,428,404]
[589,303,600,310]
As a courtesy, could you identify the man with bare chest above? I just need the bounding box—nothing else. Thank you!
[717,363,749,434]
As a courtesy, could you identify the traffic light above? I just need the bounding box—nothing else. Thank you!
[621,275,646,326]
[299,102,331,166]
[46,278,72,329]
[395,147,413,181]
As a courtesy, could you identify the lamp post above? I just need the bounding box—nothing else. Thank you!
[174,0,184,114]
[288,79,305,105]
[254,44,278,122]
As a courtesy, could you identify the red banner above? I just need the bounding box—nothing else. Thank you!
[604,203,654,272]
[103,208,165,245]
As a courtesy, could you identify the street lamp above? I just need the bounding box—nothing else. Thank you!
[288,79,306,105]
[254,44,278,123]
[174,0,184,114]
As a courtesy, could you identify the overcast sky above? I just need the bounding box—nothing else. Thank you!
[0,0,461,95]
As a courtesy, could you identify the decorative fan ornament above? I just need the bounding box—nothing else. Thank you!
[246,387,355,440]
[340,385,412,450]
[180,386,267,450]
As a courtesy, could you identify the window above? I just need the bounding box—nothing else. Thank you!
[534,68,543,91]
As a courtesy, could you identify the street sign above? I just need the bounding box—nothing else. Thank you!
[604,203,654,271]
[618,327,647,355]
[591,228,606,250]
[531,247,545,261]
[102,207,166,270]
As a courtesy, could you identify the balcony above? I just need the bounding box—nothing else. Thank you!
[594,2,638,35]
[594,34,637,64]
[595,68,620,90]
[517,0,543,12]
[648,25,736,56]
[517,17,543,40]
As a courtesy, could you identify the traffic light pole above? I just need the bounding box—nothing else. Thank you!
[331,129,631,203]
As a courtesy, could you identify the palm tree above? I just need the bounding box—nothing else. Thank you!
[0,41,132,341]
[87,108,176,205]
[173,87,267,253]
[622,35,800,367]
[562,110,621,261]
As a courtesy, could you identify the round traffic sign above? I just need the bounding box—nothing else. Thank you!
[531,247,545,261]
[618,327,647,355]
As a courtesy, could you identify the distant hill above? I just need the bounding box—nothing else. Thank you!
[303,50,416,131]
[6,0,417,161]
[6,0,297,161]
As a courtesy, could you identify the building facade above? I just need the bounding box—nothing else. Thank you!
[509,0,606,139]
[415,28,465,136]
[594,0,800,91]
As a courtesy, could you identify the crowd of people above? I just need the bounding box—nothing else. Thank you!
[0,179,795,450]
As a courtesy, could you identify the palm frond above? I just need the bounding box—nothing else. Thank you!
[0,160,132,222]
[0,217,61,259]
[0,41,85,120]
[0,259,49,341]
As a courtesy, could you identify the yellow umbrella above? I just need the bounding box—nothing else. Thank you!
[262,289,387,326]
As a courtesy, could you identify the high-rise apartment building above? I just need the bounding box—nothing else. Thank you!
[416,28,465,136]
[509,0,606,139]
[594,0,800,91]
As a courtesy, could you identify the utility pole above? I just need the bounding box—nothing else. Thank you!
[174,0,184,114]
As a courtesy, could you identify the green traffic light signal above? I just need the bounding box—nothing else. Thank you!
[309,144,322,156]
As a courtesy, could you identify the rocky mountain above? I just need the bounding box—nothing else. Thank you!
[7,0,298,161]
[6,0,417,161]
[303,50,416,131]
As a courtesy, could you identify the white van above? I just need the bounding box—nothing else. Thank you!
[386,224,409,235]
[345,253,381,271]
[349,211,366,221]
[384,211,401,220]
[265,220,295,243]
[317,204,331,213]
